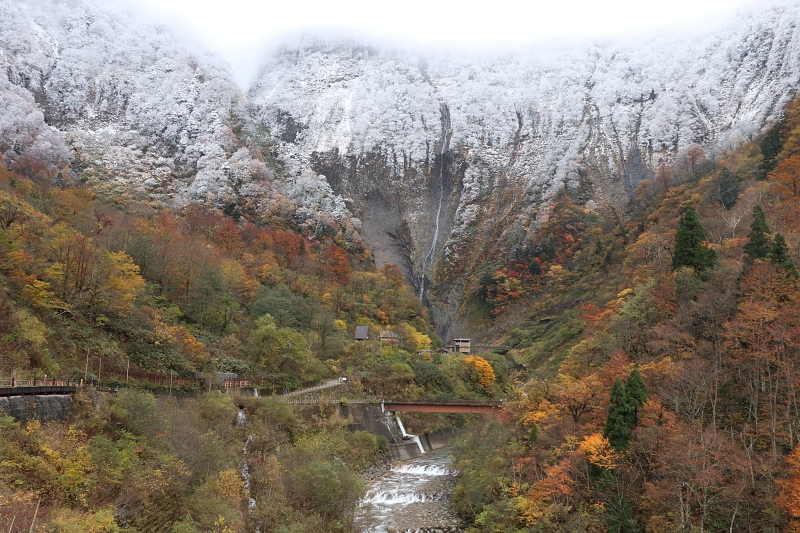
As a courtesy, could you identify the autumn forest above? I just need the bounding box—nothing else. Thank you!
[3,70,800,533]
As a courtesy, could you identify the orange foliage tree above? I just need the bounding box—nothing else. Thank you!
[462,356,497,395]
[778,445,800,532]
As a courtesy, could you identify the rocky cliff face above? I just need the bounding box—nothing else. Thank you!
[248,3,800,336]
[0,0,271,204]
[3,0,800,339]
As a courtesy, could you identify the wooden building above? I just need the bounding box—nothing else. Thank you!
[354,326,369,341]
[379,330,400,344]
[452,338,471,354]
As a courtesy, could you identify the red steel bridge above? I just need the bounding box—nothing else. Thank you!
[381,399,503,414]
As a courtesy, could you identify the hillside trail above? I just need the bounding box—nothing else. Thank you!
[278,379,344,397]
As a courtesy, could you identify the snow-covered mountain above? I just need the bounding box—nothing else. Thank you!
[0,0,274,203]
[248,2,800,333]
[2,0,800,336]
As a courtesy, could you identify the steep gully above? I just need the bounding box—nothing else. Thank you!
[419,104,451,302]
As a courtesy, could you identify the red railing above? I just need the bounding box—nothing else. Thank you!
[224,379,252,389]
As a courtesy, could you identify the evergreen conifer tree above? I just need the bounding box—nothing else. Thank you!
[672,206,716,274]
[743,205,772,261]
[526,424,539,451]
[543,233,556,259]
[624,368,648,427]
[770,233,799,278]
[604,378,633,451]
[715,167,741,210]
[758,117,786,180]
[608,496,643,533]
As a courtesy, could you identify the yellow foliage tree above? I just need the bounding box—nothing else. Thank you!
[578,433,621,470]
[216,469,244,505]
[463,356,496,394]
[396,323,432,351]
[104,251,146,312]
[549,373,603,424]
[49,506,120,533]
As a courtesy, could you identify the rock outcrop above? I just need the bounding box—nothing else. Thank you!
[248,2,800,336]
[3,0,800,337]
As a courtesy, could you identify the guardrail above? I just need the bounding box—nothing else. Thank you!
[382,399,504,406]
[0,379,121,398]
[382,399,503,414]
[0,385,79,397]
[280,397,381,406]
[0,378,81,388]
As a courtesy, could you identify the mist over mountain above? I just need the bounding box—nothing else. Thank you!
[2,0,800,337]
[248,1,800,336]
[0,0,266,203]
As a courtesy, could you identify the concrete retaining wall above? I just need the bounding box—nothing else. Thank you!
[339,402,459,461]
[340,403,403,444]
[0,394,76,422]
[420,426,459,450]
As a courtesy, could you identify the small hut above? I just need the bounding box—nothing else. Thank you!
[379,330,400,344]
[354,326,370,341]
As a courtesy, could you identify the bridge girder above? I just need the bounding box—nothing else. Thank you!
[383,402,501,414]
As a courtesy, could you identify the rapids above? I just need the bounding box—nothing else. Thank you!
[356,448,463,533]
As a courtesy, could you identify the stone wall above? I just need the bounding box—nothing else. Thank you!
[361,448,392,481]
[0,394,76,422]
[420,427,459,451]
[340,403,403,444]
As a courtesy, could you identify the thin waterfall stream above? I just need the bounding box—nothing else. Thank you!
[419,130,449,301]
[395,414,425,454]
[356,448,463,532]
[237,408,260,531]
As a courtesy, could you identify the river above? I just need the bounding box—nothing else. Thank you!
[355,447,463,533]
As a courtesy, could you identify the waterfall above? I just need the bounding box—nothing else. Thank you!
[253,388,259,397]
[393,464,458,476]
[419,128,449,301]
[395,414,425,454]
[241,435,257,513]
[363,490,450,503]
[238,411,261,532]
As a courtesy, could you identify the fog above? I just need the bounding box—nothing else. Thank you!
[117,0,761,88]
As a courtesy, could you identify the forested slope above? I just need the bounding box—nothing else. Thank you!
[451,97,800,533]
[0,135,509,533]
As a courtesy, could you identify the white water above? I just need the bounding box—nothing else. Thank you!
[393,464,459,476]
[395,414,425,453]
[241,435,256,512]
[419,131,449,301]
[238,413,261,532]
[356,448,461,533]
[363,490,449,504]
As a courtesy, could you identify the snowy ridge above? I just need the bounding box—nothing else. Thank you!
[247,1,800,333]
[250,3,800,192]
[0,0,266,202]
[2,0,800,334]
